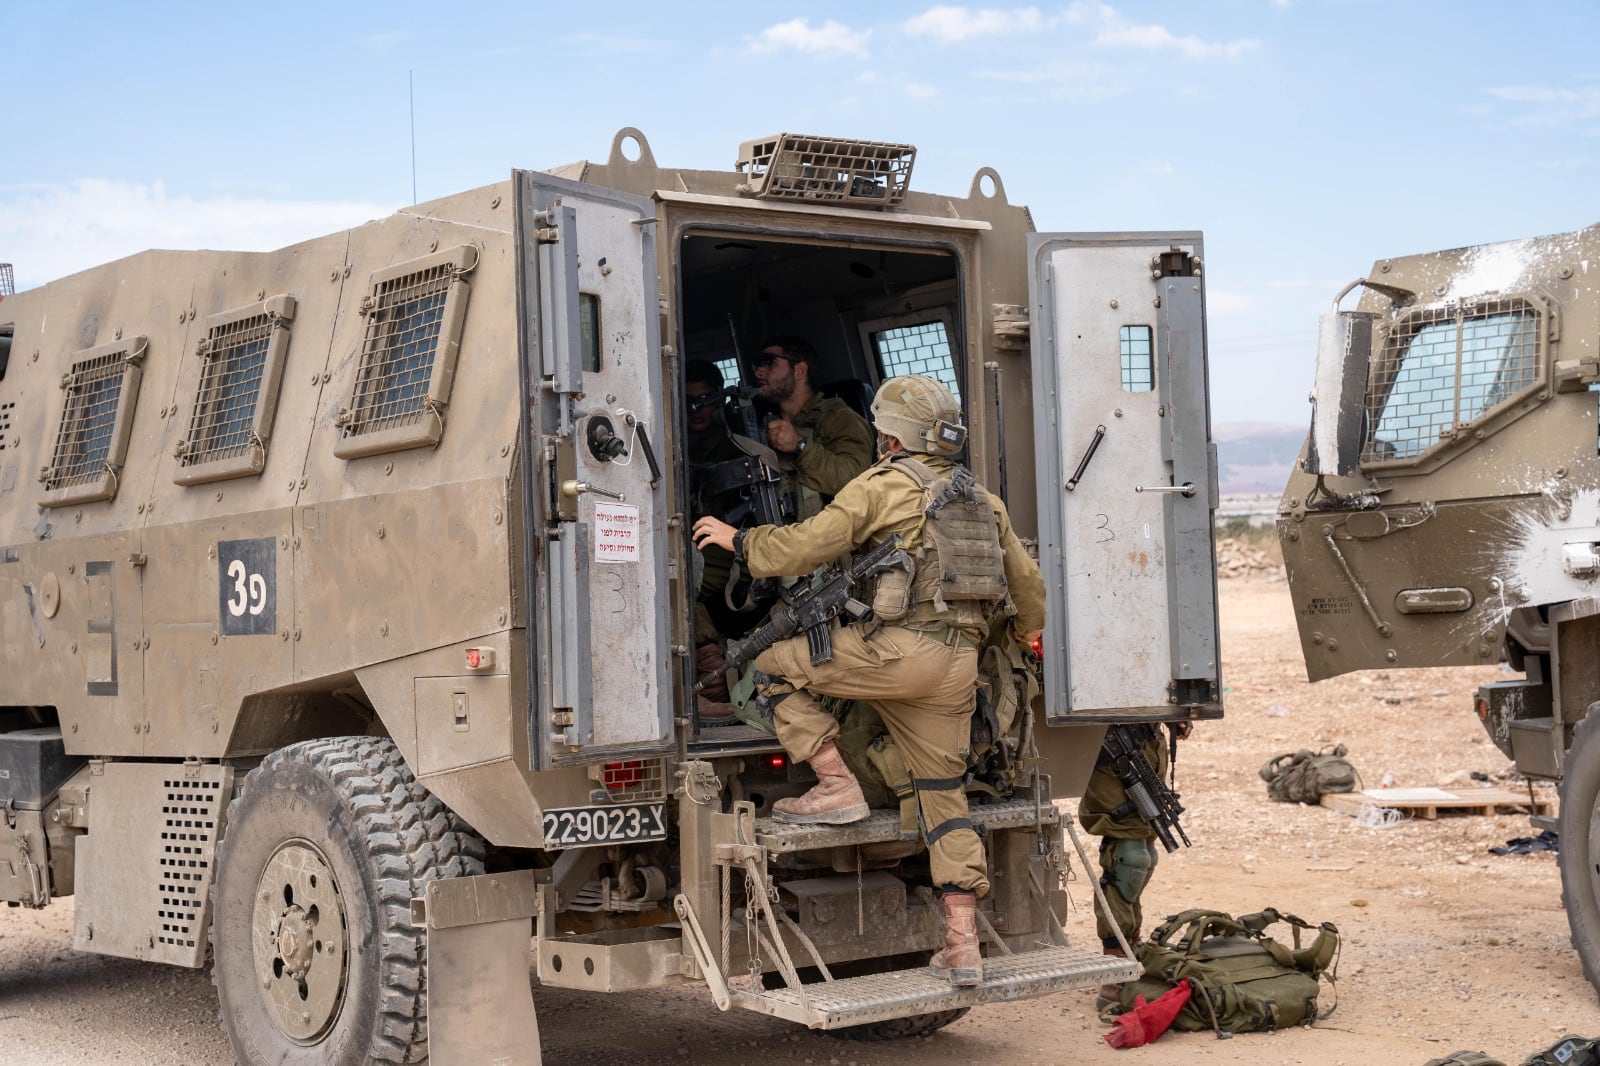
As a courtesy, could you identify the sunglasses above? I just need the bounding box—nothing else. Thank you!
[753,352,795,369]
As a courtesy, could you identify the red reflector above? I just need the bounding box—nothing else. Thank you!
[1030,637,1043,658]
[766,755,787,771]
[603,760,645,790]
[466,649,482,669]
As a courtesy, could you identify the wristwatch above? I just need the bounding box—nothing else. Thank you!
[792,437,808,457]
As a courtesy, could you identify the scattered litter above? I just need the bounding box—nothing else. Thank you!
[1325,786,1555,820]
[1354,802,1404,829]
[1267,705,1289,717]
[1489,830,1560,856]
[1379,770,1396,787]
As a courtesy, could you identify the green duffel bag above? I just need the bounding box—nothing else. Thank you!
[1119,907,1340,1035]
[1424,1053,1507,1066]
[1522,1035,1600,1066]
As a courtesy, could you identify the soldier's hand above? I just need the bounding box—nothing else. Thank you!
[692,516,737,552]
[766,417,801,454]
[1169,721,1195,741]
[696,643,728,699]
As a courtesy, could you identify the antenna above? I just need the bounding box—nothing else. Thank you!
[409,70,417,205]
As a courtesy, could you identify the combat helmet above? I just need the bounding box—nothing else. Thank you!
[870,376,967,456]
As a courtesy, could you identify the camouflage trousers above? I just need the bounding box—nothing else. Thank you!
[755,624,989,897]
[1079,732,1168,949]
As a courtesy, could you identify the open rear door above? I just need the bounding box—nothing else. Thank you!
[1028,233,1221,722]
[516,171,672,768]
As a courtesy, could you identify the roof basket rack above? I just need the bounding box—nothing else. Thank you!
[736,134,915,209]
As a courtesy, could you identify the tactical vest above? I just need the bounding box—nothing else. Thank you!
[883,455,1008,631]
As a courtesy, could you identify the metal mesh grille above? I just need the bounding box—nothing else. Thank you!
[0,401,12,451]
[156,777,223,950]
[600,758,667,801]
[1120,325,1155,392]
[45,352,127,489]
[871,321,961,405]
[0,264,13,297]
[1364,299,1541,462]
[346,266,451,435]
[738,134,915,206]
[182,315,271,465]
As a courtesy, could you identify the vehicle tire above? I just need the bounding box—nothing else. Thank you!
[212,736,486,1065]
[1560,703,1600,999]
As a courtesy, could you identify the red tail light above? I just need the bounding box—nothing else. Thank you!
[1031,637,1043,658]
[603,760,645,790]
[765,754,787,771]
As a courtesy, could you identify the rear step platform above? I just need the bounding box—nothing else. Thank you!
[732,945,1139,1029]
[755,794,1056,853]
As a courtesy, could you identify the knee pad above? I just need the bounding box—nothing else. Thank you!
[1101,837,1158,905]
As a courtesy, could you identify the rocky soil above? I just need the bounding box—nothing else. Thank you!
[2,569,1598,1064]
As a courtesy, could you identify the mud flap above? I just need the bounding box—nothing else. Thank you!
[416,870,542,1066]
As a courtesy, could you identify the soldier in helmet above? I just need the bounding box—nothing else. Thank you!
[692,375,1045,987]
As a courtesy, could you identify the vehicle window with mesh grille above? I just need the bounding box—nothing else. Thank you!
[51,361,124,487]
[870,320,961,406]
[185,316,271,464]
[347,268,450,435]
[1365,303,1541,462]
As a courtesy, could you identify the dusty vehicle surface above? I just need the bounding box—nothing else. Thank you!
[0,128,1221,1064]
[1277,222,1600,992]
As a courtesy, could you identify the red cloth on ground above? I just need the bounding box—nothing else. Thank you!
[1103,981,1193,1049]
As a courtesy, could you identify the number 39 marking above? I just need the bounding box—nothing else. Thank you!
[225,560,268,617]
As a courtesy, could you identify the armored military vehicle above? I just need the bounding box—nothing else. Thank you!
[1277,222,1600,994]
[0,128,1222,1064]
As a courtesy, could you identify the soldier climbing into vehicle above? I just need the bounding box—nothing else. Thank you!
[691,374,1045,986]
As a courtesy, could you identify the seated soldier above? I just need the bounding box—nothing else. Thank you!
[753,336,874,502]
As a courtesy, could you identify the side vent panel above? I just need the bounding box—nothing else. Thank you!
[73,762,233,967]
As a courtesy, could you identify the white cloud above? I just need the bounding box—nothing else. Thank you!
[901,6,1047,43]
[906,82,938,101]
[1484,83,1600,130]
[0,180,395,290]
[1067,1,1258,60]
[747,19,871,58]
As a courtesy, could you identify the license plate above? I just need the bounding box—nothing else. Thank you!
[541,802,667,849]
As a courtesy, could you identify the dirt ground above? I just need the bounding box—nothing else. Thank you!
[4,571,1599,1064]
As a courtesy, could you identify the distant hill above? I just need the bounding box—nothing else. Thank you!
[1213,422,1304,496]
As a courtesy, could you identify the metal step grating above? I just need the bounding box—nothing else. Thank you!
[732,944,1139,1029]
[755,794,1056,854]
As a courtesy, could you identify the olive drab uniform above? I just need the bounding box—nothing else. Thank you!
[785,392,874,501]
[1079,725,1169,949]
[740,452,1046,896]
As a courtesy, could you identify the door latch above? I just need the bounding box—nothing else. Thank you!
[561,480,626,502]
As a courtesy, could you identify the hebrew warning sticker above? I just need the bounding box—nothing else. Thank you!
[594,502,641,563]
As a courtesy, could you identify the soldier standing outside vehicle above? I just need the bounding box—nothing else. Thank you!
[1080,720,1194,1010]
[691,375,1045,988]
[753,336,873,500]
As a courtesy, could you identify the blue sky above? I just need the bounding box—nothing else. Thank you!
[3,1,1596,425]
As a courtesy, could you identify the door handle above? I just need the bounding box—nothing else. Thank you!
[562,480,627,502]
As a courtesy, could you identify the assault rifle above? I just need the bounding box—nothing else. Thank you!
[687,383,788,529]
[1103,723,1191,853]
[697,535,910,689]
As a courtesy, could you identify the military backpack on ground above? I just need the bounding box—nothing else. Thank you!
[1259,744,1358,803]
[1119,907,1340,1035]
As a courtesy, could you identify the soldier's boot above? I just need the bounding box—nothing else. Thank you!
[771,741,869,825]
[1096,944,1130,1013]
[928,891,982,987]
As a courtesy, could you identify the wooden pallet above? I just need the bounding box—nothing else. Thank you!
[1321,786,1555,821]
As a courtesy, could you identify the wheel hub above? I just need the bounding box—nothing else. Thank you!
[252,840,350,1043]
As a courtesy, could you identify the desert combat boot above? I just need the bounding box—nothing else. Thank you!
[771,741,869,824]
[928,890,982,987]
